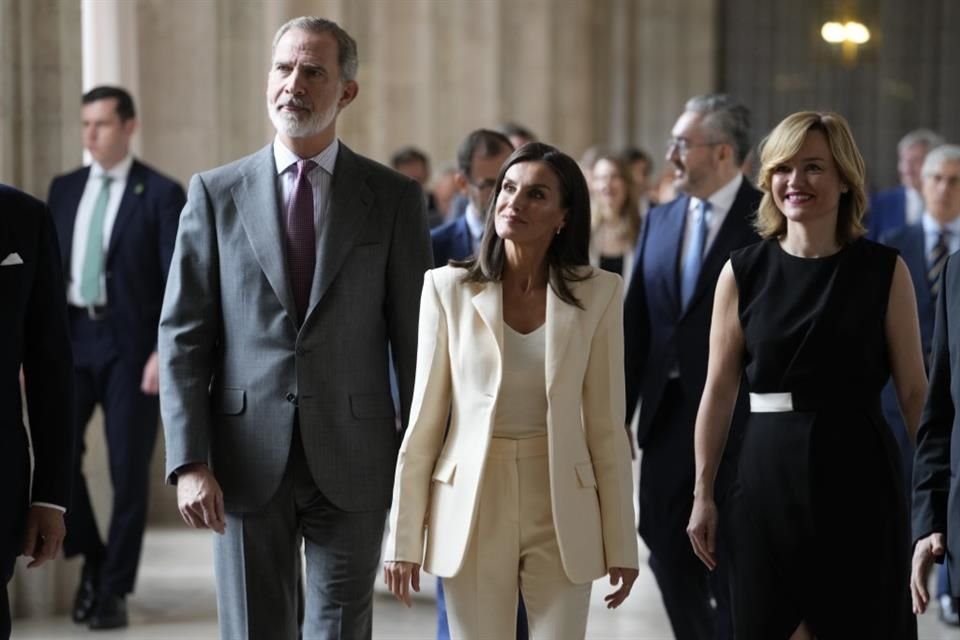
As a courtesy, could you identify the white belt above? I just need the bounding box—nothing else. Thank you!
[749,392,794,413]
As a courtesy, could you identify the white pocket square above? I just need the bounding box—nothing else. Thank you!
[1,252,24,266]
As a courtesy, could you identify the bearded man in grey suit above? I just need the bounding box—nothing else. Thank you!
[158,16,432,640]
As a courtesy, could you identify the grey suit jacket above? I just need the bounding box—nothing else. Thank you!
[159,142,433,513]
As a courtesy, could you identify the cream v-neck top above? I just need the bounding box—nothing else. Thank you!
[493,323,548,439]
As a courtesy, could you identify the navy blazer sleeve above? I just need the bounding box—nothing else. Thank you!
[12,189,75,506]
[912,254,956,543]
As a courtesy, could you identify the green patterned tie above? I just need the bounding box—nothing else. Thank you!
[79,175,113,305]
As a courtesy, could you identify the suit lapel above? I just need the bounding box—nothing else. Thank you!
[106,161,143,262]
[305,143,375,320]
[58,169,91,274]
[903,226,933,311]
[233,146,299,322]
[471,281,503,360]
[658,196,688,316]
[455,217,473,259]
[545,277,577,394]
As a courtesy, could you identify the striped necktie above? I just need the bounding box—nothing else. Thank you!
[79,174,113,305]
[928,231,950,300]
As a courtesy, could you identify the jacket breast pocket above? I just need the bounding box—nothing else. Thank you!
[219,388,246,415]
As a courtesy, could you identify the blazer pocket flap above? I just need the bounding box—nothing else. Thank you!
[350,393,396,420]
[220,388,246,415]
[431,458,457,484]
[575,462,597,488]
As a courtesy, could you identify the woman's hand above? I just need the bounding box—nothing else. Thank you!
[383,560,421,607]
[687,495,719,571]
[604,567,639,608]
[911,532,945,614]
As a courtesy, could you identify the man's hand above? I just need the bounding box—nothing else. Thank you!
[20,505,66,568]
[177,464,226,534]
[141,351,160,395]
[383,561,421,607]
[911,532,945,614]
[604,567,639,608]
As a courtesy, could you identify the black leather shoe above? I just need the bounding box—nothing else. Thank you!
[940,595,960,627]
[71,561,99,624]
[88,593,128,630]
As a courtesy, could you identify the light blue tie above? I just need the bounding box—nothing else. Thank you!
[681,200,711,307]
[79,175,113,305]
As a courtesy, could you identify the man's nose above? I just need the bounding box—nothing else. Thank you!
[284,68,306,94]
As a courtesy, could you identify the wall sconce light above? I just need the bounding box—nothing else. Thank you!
[821,21,870,63]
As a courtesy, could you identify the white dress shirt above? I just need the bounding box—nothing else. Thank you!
[921,212,960,258]
[273,136,339,241]
[464,201,484,254]
[67,155,134,306]
[679,172,743,269]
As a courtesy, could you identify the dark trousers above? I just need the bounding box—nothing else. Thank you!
[214,426,387,640]
[63,310,158,596]
[639,380,731,640]
[1,432,30,640]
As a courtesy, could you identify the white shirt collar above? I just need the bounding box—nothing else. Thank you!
[90,154,134,182]
[464,201,485,241]
[689,173,743,216]
[922,211,960,238]
[273,136,339,176]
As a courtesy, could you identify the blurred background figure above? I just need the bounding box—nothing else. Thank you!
[498,122,538,150]
[589,151,640,286]
[430,166,461,224]
[622,146,657,217]
[867,129,944,240]
[882,144,960,629]
[392,145,445,227]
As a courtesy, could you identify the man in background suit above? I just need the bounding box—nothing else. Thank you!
[885,144,960,627]
[867,129,943,240]
[159,17,432,639]
[47,85,185,630]
[911,250,960,625]
[624,94,761,640]
[431,129,513,268]
[430,128,516,640]
[0,185,73,640]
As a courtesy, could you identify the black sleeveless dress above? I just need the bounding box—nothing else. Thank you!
[728,238,916,639]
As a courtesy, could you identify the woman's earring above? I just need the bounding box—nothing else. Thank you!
[556,226,563,236]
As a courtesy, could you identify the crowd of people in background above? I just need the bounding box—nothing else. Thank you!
[4,12,960,640]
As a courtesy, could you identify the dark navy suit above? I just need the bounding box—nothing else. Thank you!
[879,223,937,498]
[47,160,184,596]
[866,186,908,241]
[0,185,73,639]
[624,179,761,640]
[430,216,473,268]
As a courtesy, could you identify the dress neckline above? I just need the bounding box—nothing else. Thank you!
[504,322,546,338]
[775,238,850,262]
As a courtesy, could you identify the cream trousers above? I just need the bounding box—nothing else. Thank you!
[442,436,592,640]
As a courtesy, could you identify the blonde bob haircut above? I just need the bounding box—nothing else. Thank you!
[755,111,867,242]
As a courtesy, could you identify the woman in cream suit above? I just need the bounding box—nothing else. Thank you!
[384,143,639,639]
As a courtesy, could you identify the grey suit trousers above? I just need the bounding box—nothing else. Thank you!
[213,427,386,640]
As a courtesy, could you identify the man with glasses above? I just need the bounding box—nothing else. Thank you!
[624,94,761,640]
[431,129,513,268]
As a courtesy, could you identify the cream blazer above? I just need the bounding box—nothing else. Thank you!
[385,265,639,583]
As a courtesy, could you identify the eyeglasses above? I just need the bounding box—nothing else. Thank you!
[666,137,725,155]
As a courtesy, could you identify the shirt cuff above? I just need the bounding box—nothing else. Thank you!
[31,502,67,513]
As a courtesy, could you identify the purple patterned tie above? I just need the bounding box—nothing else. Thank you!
[286,159,317,324]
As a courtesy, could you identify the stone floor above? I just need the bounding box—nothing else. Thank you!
[11,527,957,639]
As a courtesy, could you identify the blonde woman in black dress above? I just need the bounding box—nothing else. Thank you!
[686,111,927,639]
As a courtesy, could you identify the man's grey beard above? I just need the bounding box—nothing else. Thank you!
[267,97,334,139]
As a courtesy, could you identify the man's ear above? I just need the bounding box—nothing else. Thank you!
[338,80,359,109]
[454,172,469,194]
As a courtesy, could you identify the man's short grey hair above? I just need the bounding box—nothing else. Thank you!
[922,144,960,177]
[271,16,359,82]
[898,128,944,155]
[684,94,752,165]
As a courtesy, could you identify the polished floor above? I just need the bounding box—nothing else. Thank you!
[11,528,957,639]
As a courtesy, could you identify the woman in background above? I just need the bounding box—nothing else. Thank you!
[589,152,641,286]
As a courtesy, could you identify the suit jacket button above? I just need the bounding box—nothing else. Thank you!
[285,393,297,405]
